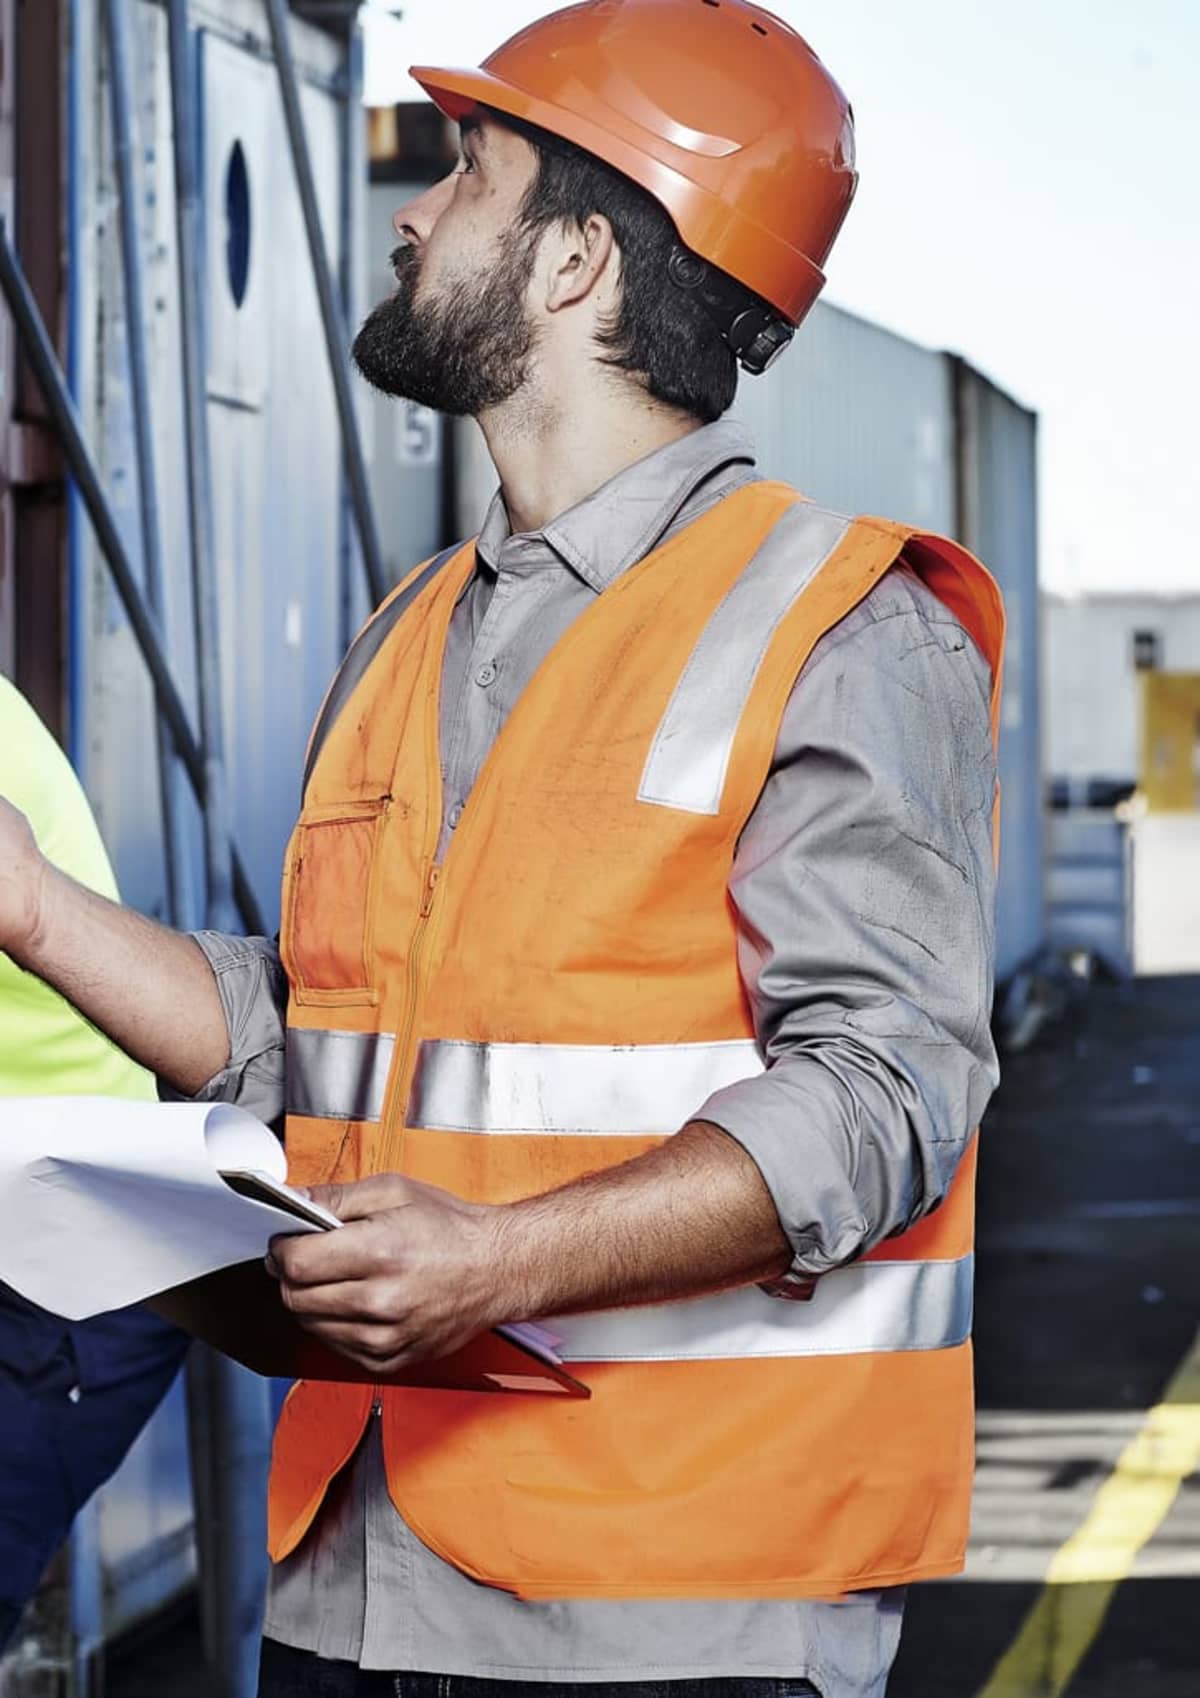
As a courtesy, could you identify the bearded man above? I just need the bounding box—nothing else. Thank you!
[0,4,1003,1695]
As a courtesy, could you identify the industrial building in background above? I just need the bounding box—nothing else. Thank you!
[1046,591,1200,809]
[0,21,1040,1696]
[1045,592,1200,979]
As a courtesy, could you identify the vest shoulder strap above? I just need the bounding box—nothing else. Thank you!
[302,542,465,796]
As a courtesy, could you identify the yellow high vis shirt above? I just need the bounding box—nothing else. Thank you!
[0,676,154,1103]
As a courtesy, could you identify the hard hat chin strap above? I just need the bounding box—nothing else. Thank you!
[667,246,794,376]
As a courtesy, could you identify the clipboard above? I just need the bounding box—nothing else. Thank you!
[149,1258,590,1398]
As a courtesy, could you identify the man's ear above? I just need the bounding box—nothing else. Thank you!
[543,214,617,314]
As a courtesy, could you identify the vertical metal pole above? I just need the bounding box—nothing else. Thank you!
[264,0,387,606]
[183,1344,271,1698]
[164,7,270,1696]
[336,15,366,651]
[103,0,193,929]
[165,0,237,934]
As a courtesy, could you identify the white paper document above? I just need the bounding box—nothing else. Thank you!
[0,1097,336,1321]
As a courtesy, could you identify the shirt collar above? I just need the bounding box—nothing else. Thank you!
[475,420,758,594]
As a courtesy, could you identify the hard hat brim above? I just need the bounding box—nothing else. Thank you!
[410,63,823,326]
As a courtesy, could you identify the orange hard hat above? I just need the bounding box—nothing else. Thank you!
[411,0,857,336]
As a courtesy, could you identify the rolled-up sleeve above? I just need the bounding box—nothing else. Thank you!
[185,931,288,1127]
[697,566,1000,1279]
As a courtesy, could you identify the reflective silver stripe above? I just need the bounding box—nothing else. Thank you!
[286,1028,396,1122]
[550,1256,974,1362]
[638,503,852,815]
[409,1038,763,1135]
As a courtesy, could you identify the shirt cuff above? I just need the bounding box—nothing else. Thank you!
[182,931,288,1127]
[696,1062,876,1282]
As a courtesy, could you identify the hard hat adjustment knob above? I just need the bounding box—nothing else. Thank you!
[667,244,794,376]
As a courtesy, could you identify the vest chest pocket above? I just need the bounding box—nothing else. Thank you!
[280,799,389,1005]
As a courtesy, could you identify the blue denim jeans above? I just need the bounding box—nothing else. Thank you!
[257,1644,824,1698]
[0,1286,189,1643]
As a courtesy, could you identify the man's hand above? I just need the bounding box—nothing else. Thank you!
[0,796,47,960]
[267,1174,505,1375]
[267,1124,793,1376]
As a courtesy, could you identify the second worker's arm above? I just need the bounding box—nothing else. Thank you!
[0,796,232,1095]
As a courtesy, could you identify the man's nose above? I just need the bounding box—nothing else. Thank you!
[392,174,455,244]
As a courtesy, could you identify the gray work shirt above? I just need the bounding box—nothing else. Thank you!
[193,420,998,1692]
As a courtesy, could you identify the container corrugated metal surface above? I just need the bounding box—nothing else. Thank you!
[738,308,1042,982]
[732,300,957,532]
[363,180,444,580]
[69,0,355,1639]
[955,363,1043,981]
[455,299,958,535]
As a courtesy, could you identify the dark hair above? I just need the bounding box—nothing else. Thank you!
[488,107,739,423]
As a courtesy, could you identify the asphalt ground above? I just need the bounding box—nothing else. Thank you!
[108,973,1200,1698]
[889,971,1200,1698]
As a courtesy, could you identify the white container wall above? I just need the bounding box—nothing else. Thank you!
[955,364,1043,981]
[732,301,957,532]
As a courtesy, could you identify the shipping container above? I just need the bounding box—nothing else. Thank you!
[363,179,446,578]
[952,362,1043,983]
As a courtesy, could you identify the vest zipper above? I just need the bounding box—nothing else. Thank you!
[363,858,442,1414]
[378,856,442,1176]
[375,598,447,1181]
[367,622,448,1414]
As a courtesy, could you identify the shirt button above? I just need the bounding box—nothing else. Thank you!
[474,661,498,688]
[448,802,464,830]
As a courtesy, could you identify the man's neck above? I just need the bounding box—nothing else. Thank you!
[477,383,700,536]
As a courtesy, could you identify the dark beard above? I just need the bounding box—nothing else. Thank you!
[352,241,539,416]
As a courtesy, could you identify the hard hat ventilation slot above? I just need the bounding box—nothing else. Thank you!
[751,21,768,34]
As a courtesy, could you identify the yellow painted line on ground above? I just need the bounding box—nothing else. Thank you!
[975,1328,1200,1698]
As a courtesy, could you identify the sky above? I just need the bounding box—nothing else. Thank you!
[360,0,1200,596]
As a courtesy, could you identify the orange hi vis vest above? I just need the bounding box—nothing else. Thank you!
[270,481,1005,1599]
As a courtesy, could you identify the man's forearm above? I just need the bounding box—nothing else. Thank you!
[280,1120,795,1374]
[491,1120,792,1318]
[17,863,230,1095]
